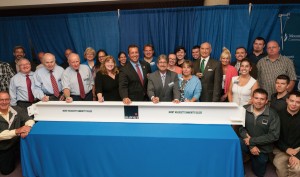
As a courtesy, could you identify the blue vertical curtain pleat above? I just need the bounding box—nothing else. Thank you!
[193,5,250,59]
[119,5,250,60]
[1,4,300,64]
[248,5,280,52]
[27,14,75,64]
[0,17,33,62]
[67,11,119,61]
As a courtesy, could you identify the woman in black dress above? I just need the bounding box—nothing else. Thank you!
[95,55,121,101]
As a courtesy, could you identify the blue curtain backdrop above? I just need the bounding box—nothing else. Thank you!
[0,11,119,64]
[67,12,119,61]
[27,14,75,64]
[119,5,250,60]
[0,17,33,62]
[248,5,280,52]
[1,4,300,65]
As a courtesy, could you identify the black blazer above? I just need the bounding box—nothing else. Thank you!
[119,60,151,101]
[193,58,222,102]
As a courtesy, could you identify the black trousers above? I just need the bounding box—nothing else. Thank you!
[0,142,19,175]
[71,90,93,101]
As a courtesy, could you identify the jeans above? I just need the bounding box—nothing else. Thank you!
[240,138,269,177]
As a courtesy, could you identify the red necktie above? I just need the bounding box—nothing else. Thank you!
[135,64,144,86]
[76,70,85,99]
[26,74,34,102]
[50,70,60,98]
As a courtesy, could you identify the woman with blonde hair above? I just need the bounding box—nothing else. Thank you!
[83,47,96,72]
[94,55,121,102]
[220,47,238,102]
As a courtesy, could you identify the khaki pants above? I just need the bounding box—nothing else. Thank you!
[273,147,300,177]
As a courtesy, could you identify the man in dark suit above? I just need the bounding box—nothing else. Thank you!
[119,45,151,104]
[194,42,222,102]
[147,54,180,103]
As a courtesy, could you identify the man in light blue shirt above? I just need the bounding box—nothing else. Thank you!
[33,53,65,101]
[9,58,36,114]
[62,53,94,102]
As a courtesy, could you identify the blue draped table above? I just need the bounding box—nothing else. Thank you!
[21,121,244,177]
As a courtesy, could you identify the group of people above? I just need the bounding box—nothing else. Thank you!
[0,37,300,176]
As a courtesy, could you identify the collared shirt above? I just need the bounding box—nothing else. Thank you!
[33,65,64,100]
[0,109,10,123]
[160,72,166,85]
[0,107,35,141]
[270,93,289,112]
[9,71,35,106]
[61,65,94,95]
[0,62,15,91]
[200,56,210,69]
[159,72,166,78]
[36,63,44,70]
[130,60,144,79]
[248,51,267,64]
[82,60,96,71]
[257,54,297,100]
[143,57,157,72]
[277,109,300,159]
[234,61,241,71]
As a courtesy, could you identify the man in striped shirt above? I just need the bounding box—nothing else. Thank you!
[257,40,297,100]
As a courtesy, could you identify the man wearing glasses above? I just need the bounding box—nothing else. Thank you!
[147,54,180,103]
[0,91,34,175]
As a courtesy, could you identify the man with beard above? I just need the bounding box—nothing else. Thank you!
[231,46,257,79]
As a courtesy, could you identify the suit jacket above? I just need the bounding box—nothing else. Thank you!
[147,70,180,101]
[231,60,258,79]
[119,60,151,101]
[193,58,222,102]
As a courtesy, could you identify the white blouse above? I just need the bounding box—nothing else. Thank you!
[231,76,256,106]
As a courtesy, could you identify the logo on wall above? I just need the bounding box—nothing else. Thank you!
[282,13,300,81]
[284,33,300,42]
[284,33,288,42]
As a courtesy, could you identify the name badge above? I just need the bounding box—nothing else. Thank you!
[168,82,174,87]
[262,119,268,125]
[150,62,155,66]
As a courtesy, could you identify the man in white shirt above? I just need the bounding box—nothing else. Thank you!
[0,91,34,175]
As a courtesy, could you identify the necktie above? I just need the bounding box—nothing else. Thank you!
[162,74,166,87]
[135,64,144,86]
[200,59,205,73]
[76,70,85,99]
[26,74,34,102]
[50,70,60,98]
